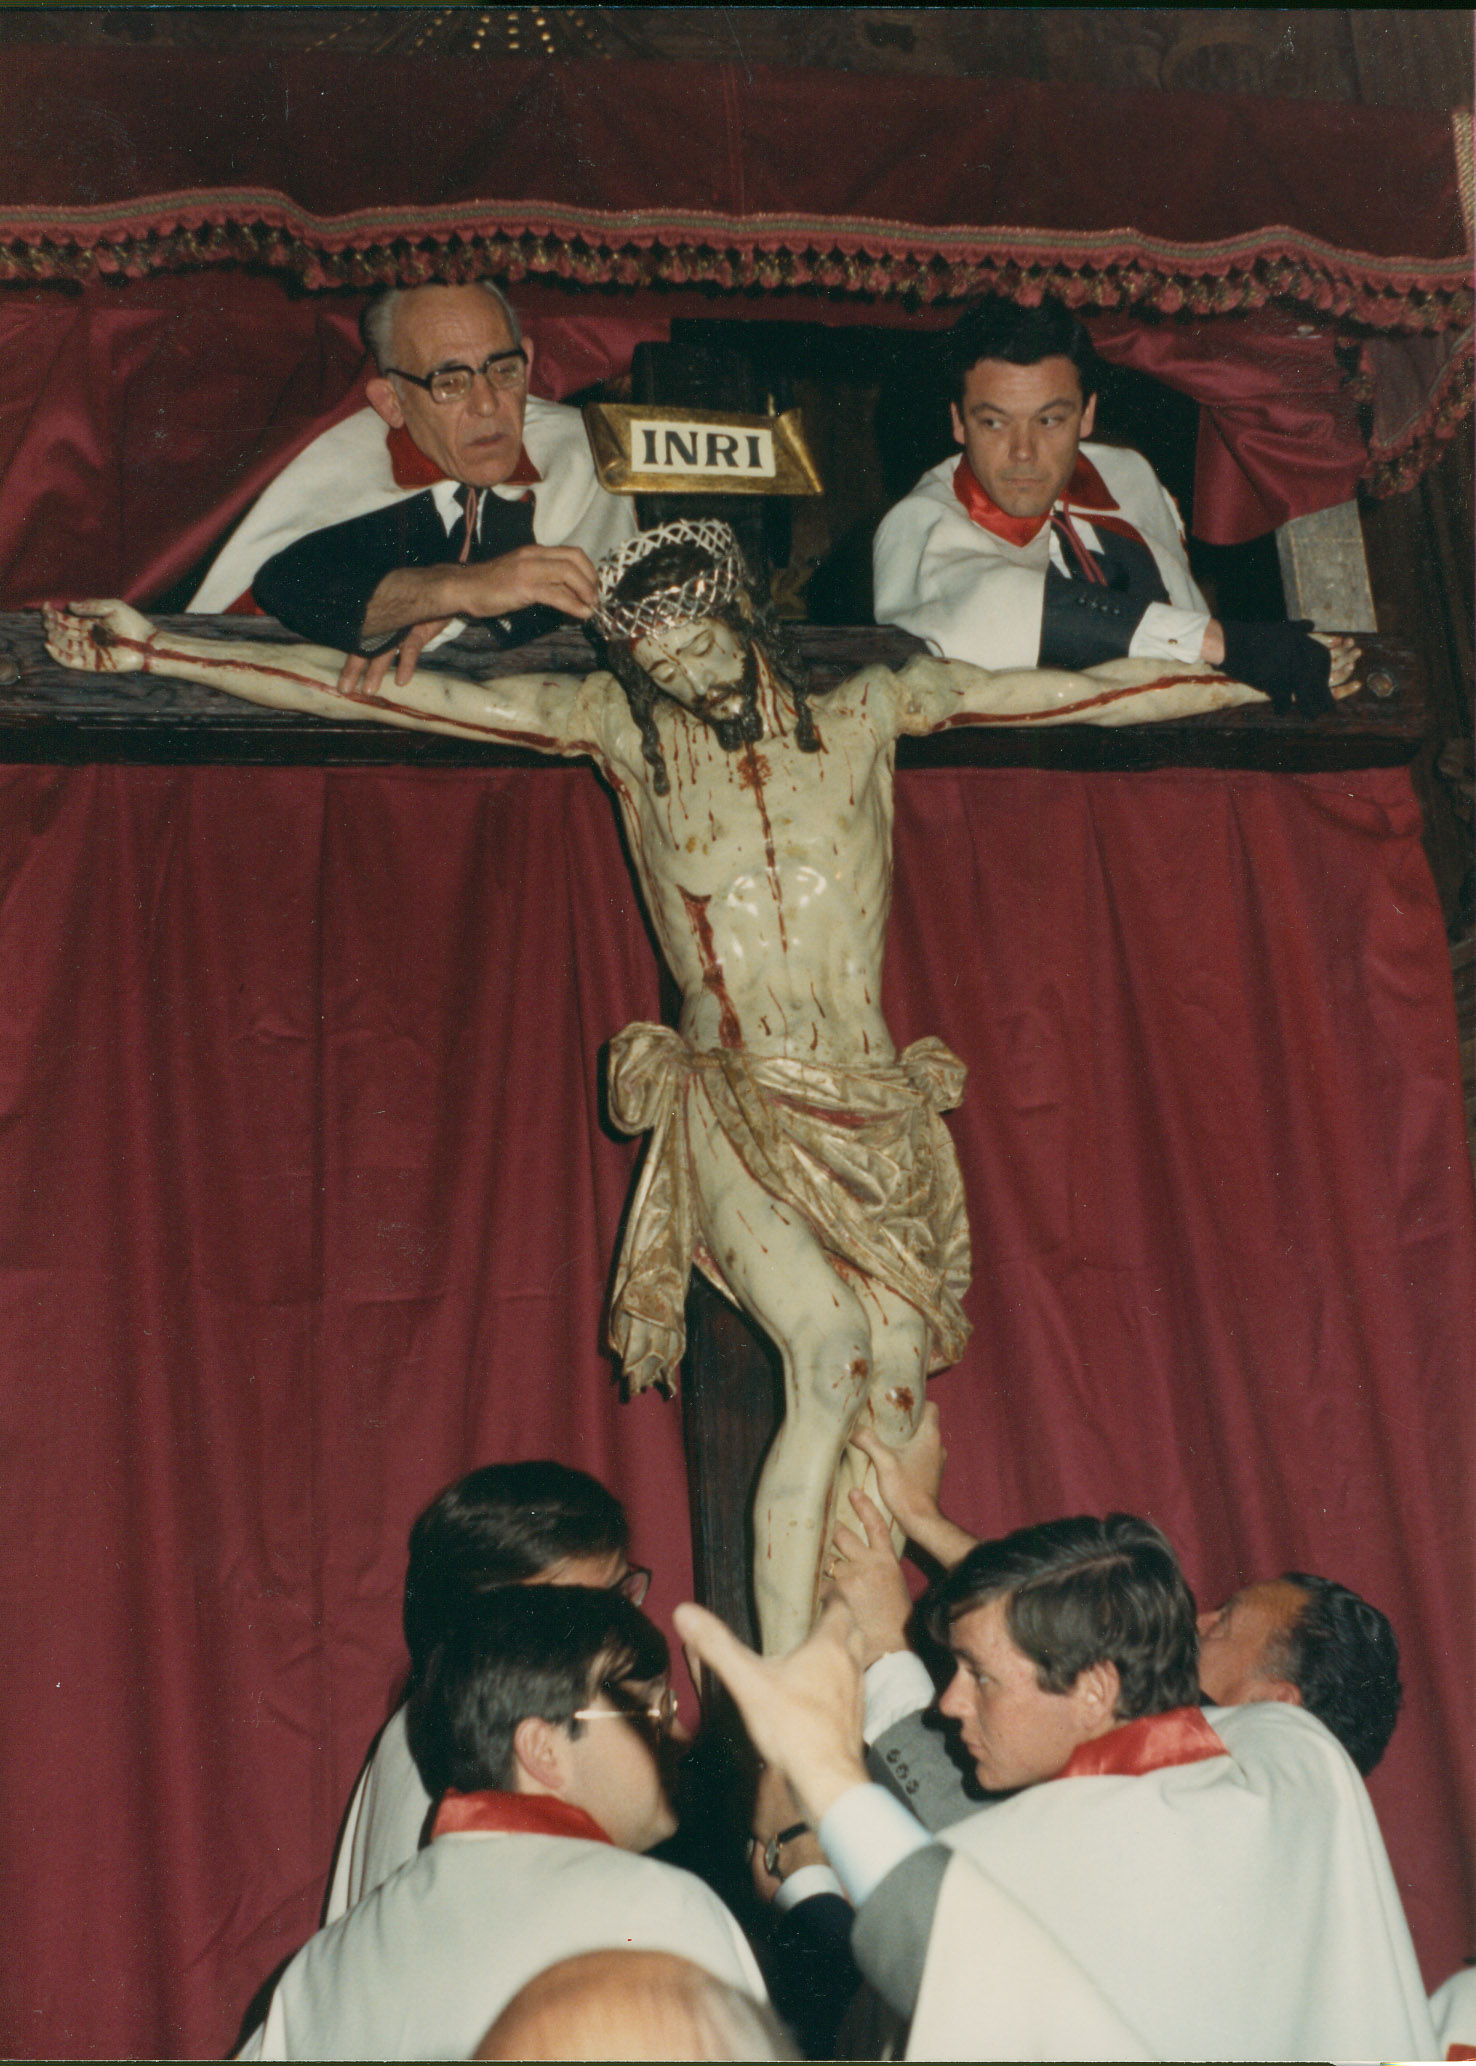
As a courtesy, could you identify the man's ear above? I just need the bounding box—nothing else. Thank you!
[1074,1658,1120,1730]
[1080,391,1098,439]
[520,334,535,389]
[950,401,966,448]
[366,376,407,431]
[511,1715,569,1794]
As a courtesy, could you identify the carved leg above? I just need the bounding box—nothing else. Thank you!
[689,1110,874,1655]
[831,1281,929,1564]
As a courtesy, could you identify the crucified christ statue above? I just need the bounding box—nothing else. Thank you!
[45,519,1343,1651]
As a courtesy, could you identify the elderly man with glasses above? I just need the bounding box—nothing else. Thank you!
[237,1586,766,2062]
[194,281,635,694]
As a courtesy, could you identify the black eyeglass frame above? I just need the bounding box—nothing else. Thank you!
[385,345,529,402]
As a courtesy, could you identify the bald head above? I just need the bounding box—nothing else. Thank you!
[475,1949,788,2062]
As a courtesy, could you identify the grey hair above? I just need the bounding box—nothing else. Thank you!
[360,280,523,374]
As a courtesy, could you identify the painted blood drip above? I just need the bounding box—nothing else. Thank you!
[679,887,742,1049]
[110,636,559,748]
[739,744,788,951]
[947,676,1220,726]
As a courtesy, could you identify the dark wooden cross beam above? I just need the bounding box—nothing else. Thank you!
[0,613,1423,772]
[0,610,1426,1647]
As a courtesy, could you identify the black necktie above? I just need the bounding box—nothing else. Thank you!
[1050,507,1107,586]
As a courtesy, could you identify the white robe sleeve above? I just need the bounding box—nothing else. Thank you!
[863,1648,937,1744]
[907,1854,1155,2062]
[1432,1965,1476,2057]
[873,489,1047,671]
[321,1707,432,1925]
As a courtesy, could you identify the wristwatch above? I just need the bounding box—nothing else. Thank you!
[762,1820,811,1879]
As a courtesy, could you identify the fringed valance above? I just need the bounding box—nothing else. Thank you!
[3,191,1469,334]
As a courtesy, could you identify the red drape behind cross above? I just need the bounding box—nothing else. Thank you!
[0,758,1469,2059]
[0,274,1375,617]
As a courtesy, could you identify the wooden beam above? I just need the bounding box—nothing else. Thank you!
[0,614,1426,773]
[680,1279,784,1650]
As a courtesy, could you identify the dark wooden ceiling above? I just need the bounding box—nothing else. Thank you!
[0,7,1469,109]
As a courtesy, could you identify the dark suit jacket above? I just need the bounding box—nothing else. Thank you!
[253,488,544,653]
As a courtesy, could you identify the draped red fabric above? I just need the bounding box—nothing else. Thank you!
[0,276,669,609]
[3,53,1464,270]
[1090,313,1369,544]
[0,280,1380,613]
[0,758,1470,2059]
[0,54,1465,524]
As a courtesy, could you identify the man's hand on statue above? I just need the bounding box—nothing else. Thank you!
[749,1765,827,1904]
[458,543,600,622]
[1204,618,1359,718]
[851,1402,947,1541]
[1199,619,1228,668]
[672,1596,868,1828]
[335,617,455,698]
[850,1406,977,1568]
[1201,620,1358,701]
[1316,632,1362,696]
[826,1492,915,1669]
[43,600,155,676]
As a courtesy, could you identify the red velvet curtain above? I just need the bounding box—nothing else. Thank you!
[4,54,1465,279]
[0,54,1467,517]
[0,276,1373,613]
[0,758,1470,2060]
[0,275,670,609]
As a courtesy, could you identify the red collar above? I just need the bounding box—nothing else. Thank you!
[431,1788,613,1844]
[952,451,1122,546]
[387,422,541,490]
[1058,1705,1228,1780]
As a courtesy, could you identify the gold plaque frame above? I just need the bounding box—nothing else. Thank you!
[582,403,823,497]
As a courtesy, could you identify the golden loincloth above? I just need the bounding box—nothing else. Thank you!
[606,1024,972,1394]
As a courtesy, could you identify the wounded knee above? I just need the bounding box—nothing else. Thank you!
[792,1337,872,1414]
[867,1381,923,1440]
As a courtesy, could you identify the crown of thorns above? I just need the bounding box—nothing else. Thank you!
[592,519,747,641]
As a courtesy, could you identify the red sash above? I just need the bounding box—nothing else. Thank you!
[431,1788,613,1844]
[1059,1704,1228,1780]
[952,452,1152,554]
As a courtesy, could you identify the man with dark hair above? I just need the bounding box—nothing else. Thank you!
[679,1523,1436,2061]
[191,281,635,691]
[49,546,1341,1651]
[874,291,1358,715]
[324,1459,646,1923]
[1198,1571,1402,1776]
[920,1513,1201,1770]
[816,1413,1403,1831]
[239,1589,765,2060]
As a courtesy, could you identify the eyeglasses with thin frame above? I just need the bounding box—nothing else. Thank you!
[386,345,529,405]
[572,1682,680,1735]
[611,1564,652,1607]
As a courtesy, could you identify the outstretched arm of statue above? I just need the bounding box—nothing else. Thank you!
[42,600,604,760]
[894,642,1358,737]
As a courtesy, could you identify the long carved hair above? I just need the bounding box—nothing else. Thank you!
[585,540,819,796]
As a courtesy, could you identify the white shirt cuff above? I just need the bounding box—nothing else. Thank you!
[772,1862,847,1911]
[819,1782,931,1908]
[1129,602,1211,664]
[863,1649,937,1745]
